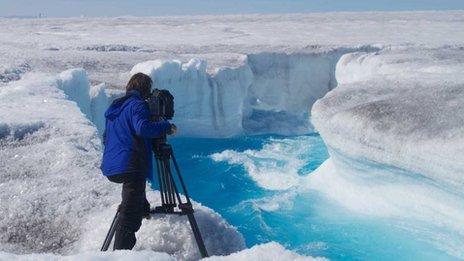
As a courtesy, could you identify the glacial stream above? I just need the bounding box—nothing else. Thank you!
[149,135,457,260]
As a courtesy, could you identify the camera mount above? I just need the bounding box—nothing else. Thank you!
[100,136,208,258]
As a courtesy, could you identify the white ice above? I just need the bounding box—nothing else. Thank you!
[312,46,464,191]
[310,46,464,258]
[0,242,322,261]
[2,11,464,135]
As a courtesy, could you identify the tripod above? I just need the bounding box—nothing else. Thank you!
[100,136,209,258]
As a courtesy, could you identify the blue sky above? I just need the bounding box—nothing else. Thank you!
[1,0,463,17]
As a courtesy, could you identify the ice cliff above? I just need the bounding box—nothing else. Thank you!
[129,48,378,137]
[308,46,464,257]
[312,46,464,191]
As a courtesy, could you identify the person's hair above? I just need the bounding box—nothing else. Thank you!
[126,73,152,99]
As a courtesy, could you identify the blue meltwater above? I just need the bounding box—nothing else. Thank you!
[150,135,459,260]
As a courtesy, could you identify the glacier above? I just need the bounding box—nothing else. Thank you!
[309,46,464,257]
[1,10,464,260]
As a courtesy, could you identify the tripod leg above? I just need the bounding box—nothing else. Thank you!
[155,159,165,206]
[100,210,120,251]
[186,212,209,258]
[171,153,192,204]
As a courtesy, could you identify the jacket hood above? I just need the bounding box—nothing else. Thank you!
[105,90,142,120]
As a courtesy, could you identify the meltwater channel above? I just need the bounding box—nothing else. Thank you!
[149,134,457,260]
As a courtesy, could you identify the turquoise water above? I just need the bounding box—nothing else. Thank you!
[150,135,458,260]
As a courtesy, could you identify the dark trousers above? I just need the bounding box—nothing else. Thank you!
[108,173,149,250]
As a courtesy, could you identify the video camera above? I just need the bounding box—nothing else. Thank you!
[147,89,174,120]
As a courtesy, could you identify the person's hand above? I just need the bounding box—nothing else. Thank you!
[168,124,177,136]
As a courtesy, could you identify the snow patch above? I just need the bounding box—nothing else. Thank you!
[0,242,321,261]
[205,242,325,260]
[0,63,31,83]
[77,190,245,260]
[81,44,142,52]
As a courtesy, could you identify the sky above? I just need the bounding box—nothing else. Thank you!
[1,0,463,18]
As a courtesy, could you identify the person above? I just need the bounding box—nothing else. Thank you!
[100,73,176,250]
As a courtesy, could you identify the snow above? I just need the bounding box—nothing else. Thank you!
[77,191,246,260]
[1,11,463,136]
[0,250,174,261]
[311,46,464,191]
[205,242,324,261]
[1,11,463,87]
[309,46,464,258]
[89,83,109,136]
[0,242,322,261]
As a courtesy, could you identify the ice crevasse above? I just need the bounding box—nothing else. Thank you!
[128,49,368,137]
[0,68,323,260]
[0,72,239,259]
[65,47,374,138]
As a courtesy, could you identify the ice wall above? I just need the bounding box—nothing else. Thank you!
[131,59,252,137]
[58,69,124,137]
[130,50,355,137]
[243,52,339,134]
[312,47,464,191]
[56,48,375,138]
[310,46,464,257]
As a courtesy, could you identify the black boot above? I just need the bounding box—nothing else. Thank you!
[113,225,136,250]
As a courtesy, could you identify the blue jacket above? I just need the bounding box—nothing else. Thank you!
[101,90,171,178]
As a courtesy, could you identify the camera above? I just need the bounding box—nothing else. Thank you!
[147,89,174,120]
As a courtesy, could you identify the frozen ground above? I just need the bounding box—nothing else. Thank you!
[1,11,463,86]
[0,242,322,261]
[1,11,464,136]
[1,10,464,260]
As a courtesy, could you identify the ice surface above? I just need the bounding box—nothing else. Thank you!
[1,11,463,86]
[310,46,464,258]
[1,11,463,135]
[306,156,464,258]
[0,242,321,261]
[312,46,464,191]
[77,190,246,260]
[0,73,246,259]
[205,242,324,260]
